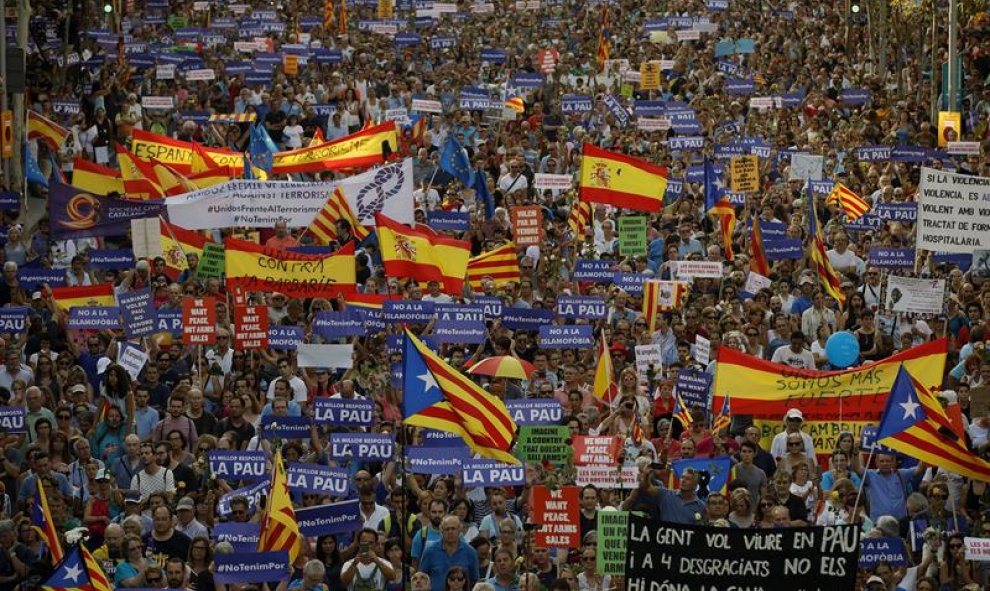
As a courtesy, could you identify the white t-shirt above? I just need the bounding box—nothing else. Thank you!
[266,375,308,404]
[341,560,385,590]
[283,124,304,149]
[770,346,816,369]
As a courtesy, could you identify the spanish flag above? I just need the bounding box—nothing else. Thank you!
[309,127,326,148]
[116,145,164,199]
[375,213,470,295]
[466,243,520,291]
[72,158,125,196]
[161,219,212,274]
[131,129,244,175]
[224,237,357,298]
[28,111,69,150]
[271,122,399,175]
[306,187,370,244]
[402,330,518,464]
[188,166,237,189]
[579,143,668,213]
[826,182,870,222]
[32,480,63,563]
[593,331,619,404]
[190,142,221,174]
[51,284,115,311]
[257,449,302,564]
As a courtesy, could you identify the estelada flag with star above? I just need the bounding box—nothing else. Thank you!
[579,143,668,213]
[876,365,990,482]
[40,543,112,591]
[402,330,518,463]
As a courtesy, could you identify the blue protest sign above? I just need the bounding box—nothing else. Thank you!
[269,326,303,350]
[118,288,156,339]
[856,145,892,162]
[88,249,136,269]
[561,95,594,113]
[429,36,456,50]
[557,296,607,319]
[214,552,289,584]
[462,460,526,487]
[934,252,972,271]
[407,445,471,474]
[714,40,734,57]
[512,72,544,87]
[383,300,435,323]
[154,310,182,337]
[296,500,363,536]
[891,146,930,162]
[355,307,386,333]
[427,211,470,231]
[602,95,630,128]
[665,180,683,200]
[0,307,28,335]
[573,259,614,281]
[539,325,593,349]
[676,369,712,407]
[859,537,907,568]
[313,398,374,426]
[868,248,915,269]
[763,238,804,260]
[807,180,835,195]
[734,38,756,53]
[395,32,421,47]
[839,89,870,106]
[470,296,507,323]
[422,428,468,448]
[18,266,65,290]
[480,48,506,63]
[714,143,747,159]
[759,221,787,238]
[313,50,343,64]
[502,308,554,331]
[0,192,18,208]
[261,416,311,439]
[633,100,664,117]
[330,433,396,461]
[0,407,25,433]
[843,213,882,233]
[612,273,649,296]
[209,451,267,481]
[435,303,486,343]
[874,203,917,223]
[212,523,261,554]
[287,464,350,496]
[67,306,120,330]
[724,79,755,95]
[505,399,562,426]
[313,309,367,339]
[668,136,705,152]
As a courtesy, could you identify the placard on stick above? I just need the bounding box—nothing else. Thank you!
[182,297,217,345]
[729,155,760,192]
[640,62,661,90]
[510,206,543,247]
[531,486,580,548]
[196,242,226,279]
[234,305,269,350]
[618,216,647,256]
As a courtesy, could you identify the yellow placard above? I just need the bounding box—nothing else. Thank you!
[640,62,661,90]
[1,110,11,159]
[937,111,961,147]
[283,55,299,76]
[729,155,760,193]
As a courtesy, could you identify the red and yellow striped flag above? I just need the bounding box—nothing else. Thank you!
[750,214,770,276]
[593,331,619,404]
[826,182,870,221]
[466,243,519,290]
[567,201,592,238]
[28,111,69,150]
[51,284,116,311]
[306,187,370,245]
[72,158,126,196]
[642,280,689,332]
[32,480,63,564]
[257,449,302,564]
[338,0,348,34]
[673,391,693,429]
[808,192,845,306]
[596,5,610,72]
[375,212,470,295]
[709,198,737,261]
[323,0,334,29]
[160,220,212,274]
[505,97,525,113]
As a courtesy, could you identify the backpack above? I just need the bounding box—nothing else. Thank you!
[350,565,380,591]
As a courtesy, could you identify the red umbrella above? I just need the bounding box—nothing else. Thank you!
[467,356,537,380]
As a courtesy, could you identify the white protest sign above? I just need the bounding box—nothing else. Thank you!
[118,344,149,381]
[676,29,701,41]
[234,41,265,52]
[371,24,398,35]
[694,335,711,366]
[623,70,642,83]
[192,1,209,9]
[470,3,494,12]
[744,271,772,295]
[297,344,353,368]
[885,276,946,316]
[636,118,670,132]
[604,59,630,73]
[749,97,774,110]
[789,153,824,181]
[965,537,990,561]
[141,96,175,110]
[693,22,719,34]
[675,261,723,279]
[156,64,175,80]
[532,174,573,190]
[575,465,639,488]
[131,218,164,259]
[917,167,990,253]
[385,108,410,124]
[433,2,457,11]
[634,344,663,384]
[947,141,981,156]
[411,99,443,113]
[185,69,216,81]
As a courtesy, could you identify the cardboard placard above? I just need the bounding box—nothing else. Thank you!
[969,387,990,419]
[196,242,226,279]
[182,297,217,345]
[618,216,648,256]
[531,486,580,548]
[729,155,759,192]
[510,206,543,247]
[640,62,661,90]
[234,305,269,350]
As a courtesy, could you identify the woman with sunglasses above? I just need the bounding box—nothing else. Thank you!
[815,478,872,533]
[114,534,154,588]
[33,355,61,398]
[443,565,470,591]
[186,536,213,585]
[576,549,610,591]
[941,533,977,589]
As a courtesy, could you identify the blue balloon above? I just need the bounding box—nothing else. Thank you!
[825,331,860,368]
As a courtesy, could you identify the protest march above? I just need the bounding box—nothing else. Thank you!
[6,0,990,590]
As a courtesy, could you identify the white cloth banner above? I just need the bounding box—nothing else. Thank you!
[885,276,945,316]
[165,158,414,229]
[916,167,990,253]
[532,173,573,190]
[297,344,354,368]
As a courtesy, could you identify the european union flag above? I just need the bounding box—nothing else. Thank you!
[671,456,732,499]
[703,158,724,210]
[249,123,278,172]
[439,137,475,188]
[25,145,48,188]
[242,153,255,180]
[472,169,495,219]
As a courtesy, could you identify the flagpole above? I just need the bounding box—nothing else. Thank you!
[850,444,876,520]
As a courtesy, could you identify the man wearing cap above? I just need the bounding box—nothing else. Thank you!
[789,278,816,316]
[112,490,152,533]
[174,496,208,540]
[769,409,817,463]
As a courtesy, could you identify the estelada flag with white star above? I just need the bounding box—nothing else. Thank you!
[40,543,112,591]
[876,365,990,482]
[402,330,519,463]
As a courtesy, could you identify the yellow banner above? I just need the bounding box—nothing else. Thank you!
[754,419,873,462]
[224,237,356,298]
[271,122,399,174]
[131,130,244,175]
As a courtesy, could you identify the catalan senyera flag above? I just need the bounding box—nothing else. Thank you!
[709,198,737,260]
[673,391,693,429]
[877,365,990,482]
[466,243,520,291]
[51,284,116,311]
[808,190,845,306]
[28,111,69,150]
[376,213,470,294]
[579,143,668,213]
[641,280,662,333]
[40,543,111,591]
[631,418,644,445]
[712,338,947,421]
[642,279,689,331]
[338,0,348,34]
[271,122,398,175]
[403,330,518,464]
[71,158,126,196]
[593,331,619,404]
[567,201,592,238]
[131,129,244,175]
[32,480,63,563]
[306,187,370,244]
[505,96,525,113]
[749,214,770,276]
[257,449,302,563]
[323,0,334,29]
[224,237,357,298]
[596,4,610,72]
[826,182,871,222]
[161,219,213,274]
[711,393,731,435]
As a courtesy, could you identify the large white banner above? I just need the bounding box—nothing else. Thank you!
[885,276,946,316]
[165,159,414,229]
[917,167,990,253]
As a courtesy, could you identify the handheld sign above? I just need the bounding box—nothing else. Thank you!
[329,433,395,461]
[118,288,157,339]
[182,297,217,345]
[287,464,350,496]
[313,398,374,426]
[0,407,25,433]
[209,451,267,481]
[234,305,269,350]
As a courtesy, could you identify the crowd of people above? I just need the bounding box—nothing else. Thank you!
[8,0,990,590]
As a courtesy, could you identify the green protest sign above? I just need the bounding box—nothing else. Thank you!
[516,425,571,465]
[596,510,630,575]
[618,216,647,256]
[196,242,226,279]
[620,84,634,99]
[167,15,188,30]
